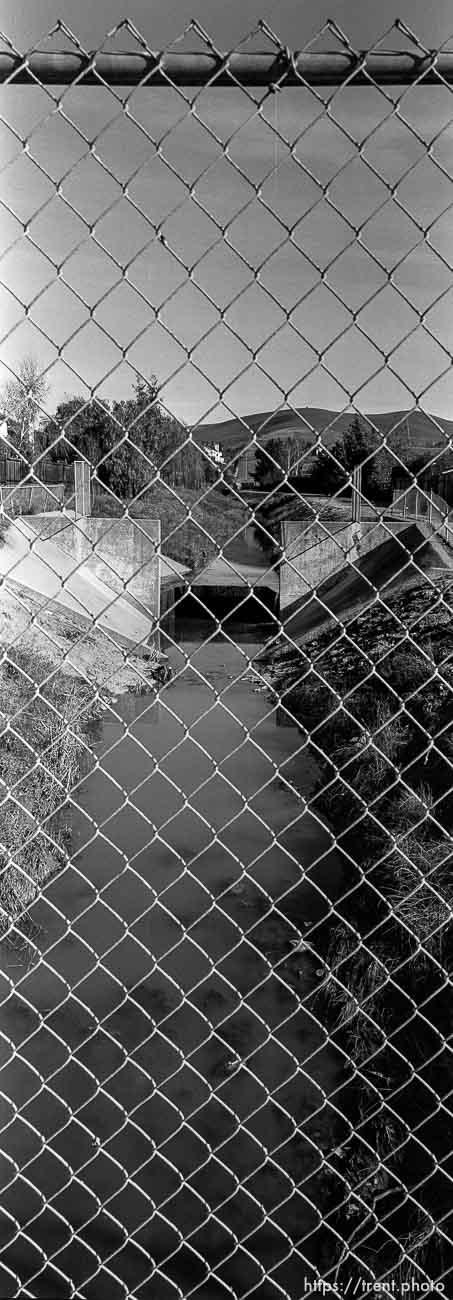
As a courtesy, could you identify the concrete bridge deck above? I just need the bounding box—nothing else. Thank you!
[192,554,279,592]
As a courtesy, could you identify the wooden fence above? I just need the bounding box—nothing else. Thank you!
[0,457,68,484]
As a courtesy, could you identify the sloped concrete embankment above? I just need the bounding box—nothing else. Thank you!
[26,513,189,615]
[25,514,161,611]
[0,516,155,653]
[280,518,413,611]
[281,521,451,643]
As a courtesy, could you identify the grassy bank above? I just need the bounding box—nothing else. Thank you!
[0,647,101,950]
[262,575,453,1288]
[92,483,251,573]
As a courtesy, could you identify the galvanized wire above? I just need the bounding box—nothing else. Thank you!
[0,18,451,1299]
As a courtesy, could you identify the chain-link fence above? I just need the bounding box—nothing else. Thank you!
[0,19,452,1299]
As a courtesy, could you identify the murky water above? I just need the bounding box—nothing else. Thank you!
[0,612,344,1299]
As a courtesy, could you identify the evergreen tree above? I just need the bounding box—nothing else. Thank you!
[323,416,386,500]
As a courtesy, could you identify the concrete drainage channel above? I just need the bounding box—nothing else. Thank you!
[2,26,453,1295]
[0,555,347,1298]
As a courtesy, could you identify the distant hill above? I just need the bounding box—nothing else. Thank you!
[196,408,453,456]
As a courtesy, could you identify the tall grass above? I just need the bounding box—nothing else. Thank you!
[265,577,453,1287]
[0,649,99,946]
[91,483,251,573]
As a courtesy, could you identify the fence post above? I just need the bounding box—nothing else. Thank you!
[352,464,362,523]
[74,460,91,517]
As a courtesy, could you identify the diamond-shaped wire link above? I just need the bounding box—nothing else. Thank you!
[0,19,452,1299]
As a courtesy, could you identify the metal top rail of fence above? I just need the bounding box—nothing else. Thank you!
[0,21,452,1300]
[2,48,453,86]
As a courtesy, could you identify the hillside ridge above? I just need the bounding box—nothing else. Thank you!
[196,407,453,452]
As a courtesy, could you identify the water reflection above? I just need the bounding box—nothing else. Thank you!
[169,611,275,645]
[0,555,344,1298]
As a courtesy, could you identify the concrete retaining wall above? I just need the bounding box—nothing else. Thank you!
[1,517,155,653]
[26,514,161,617]
[280,518,408,609]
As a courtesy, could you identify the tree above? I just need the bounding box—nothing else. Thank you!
[163,437,216,490]
[254,439,281,487]
[39,376,215,501]
[367,446,393,501]
[110,380,214,497]
[339,414,368,469]
[314,416,387,500]
[307,444,346,494]
[253,436,311,487]
[338,417,393,502]
[2,356,49,458]
[38,396,116,473]
[109,377,167,498]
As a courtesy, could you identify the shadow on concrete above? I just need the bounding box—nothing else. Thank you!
[282,523,449,644]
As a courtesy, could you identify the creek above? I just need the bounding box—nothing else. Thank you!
[0,535,345,1299]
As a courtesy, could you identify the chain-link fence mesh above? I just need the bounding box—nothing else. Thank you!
[0,18,452,1299]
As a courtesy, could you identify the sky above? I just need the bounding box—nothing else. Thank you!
[0,1,453,432]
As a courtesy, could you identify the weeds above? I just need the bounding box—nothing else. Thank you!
[269,577,453,1287]
[0,649,99,945]
[91,483,251,574]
